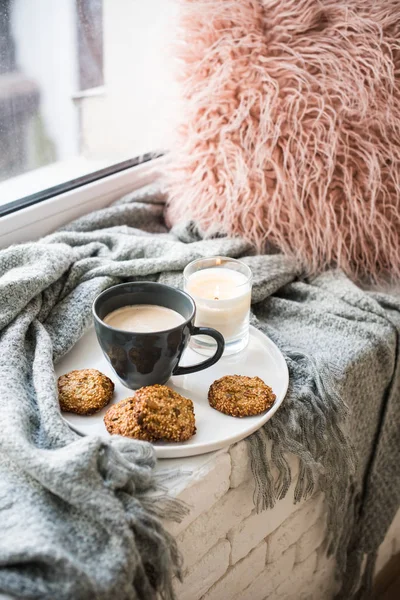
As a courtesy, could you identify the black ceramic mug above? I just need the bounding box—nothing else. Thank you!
[93,281,225,389]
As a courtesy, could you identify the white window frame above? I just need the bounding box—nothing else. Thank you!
[0,156,165,249]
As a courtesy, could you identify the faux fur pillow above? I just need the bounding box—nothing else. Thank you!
[166,0,400,281]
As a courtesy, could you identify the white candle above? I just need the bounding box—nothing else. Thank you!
[186,267,251,340]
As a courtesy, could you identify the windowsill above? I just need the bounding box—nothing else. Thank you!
[0,157,115,208]
[71,86,106,100]
[0,154,166,249]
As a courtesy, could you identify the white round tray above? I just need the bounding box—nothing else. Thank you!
[56,325,289,458]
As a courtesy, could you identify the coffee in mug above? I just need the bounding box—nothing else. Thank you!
[104,305,185,333]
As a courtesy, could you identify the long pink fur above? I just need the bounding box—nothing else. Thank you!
[166,0,400,281]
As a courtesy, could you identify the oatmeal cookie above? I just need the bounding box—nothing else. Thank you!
[135,385,196,442]
[58,368,114,415]
[208,375,276,417]
[104,397,156,441]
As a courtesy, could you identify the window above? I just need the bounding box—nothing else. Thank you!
[0,0,178,214]
[76,0,104,92]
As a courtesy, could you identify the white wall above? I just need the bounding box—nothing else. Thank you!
[11,0,79,161]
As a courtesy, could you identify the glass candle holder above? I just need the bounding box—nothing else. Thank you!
[183,256,253,356]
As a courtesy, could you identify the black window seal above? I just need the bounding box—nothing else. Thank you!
[0,151,163,218]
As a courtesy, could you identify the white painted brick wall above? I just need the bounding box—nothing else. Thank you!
[177,479,255,570]
[275,550,318,597]
[175,539,231,600]
[165,452,231,537]
[295,514,326,563]
[266,493,325,563]
[166,448,400,600]
[310,554,340,600]
[203,542,267,600]
[229,441,251,488]
[228,479,306,564]
[236,544,296,600]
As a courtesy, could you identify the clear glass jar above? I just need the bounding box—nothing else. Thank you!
[183,256,252,356]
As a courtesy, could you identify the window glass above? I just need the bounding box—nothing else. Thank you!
[0,0,178,209]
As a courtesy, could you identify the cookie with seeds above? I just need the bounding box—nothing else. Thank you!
[135,385,196,442]
[58,368,114,415]
[104,397,156,441]
[208,375,276,417]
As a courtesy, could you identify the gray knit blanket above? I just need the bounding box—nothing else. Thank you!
[0,186,399,600]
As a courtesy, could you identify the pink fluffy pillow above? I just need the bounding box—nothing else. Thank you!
[166,0,400,281]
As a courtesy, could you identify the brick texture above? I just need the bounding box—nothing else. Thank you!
[234,544,296,600]
[166,453,231,537]
[229,441,251,488]
[275,550,318,597]
[166,452,399,600]
[175,540,230,600]
[295,514,327,563]
[177,479,255,570]
[228,479,305,564]
[202,542,267,600]
[309,555,340,600]
[266,493,325,563]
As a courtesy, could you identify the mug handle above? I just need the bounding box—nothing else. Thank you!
[173,326,225,376]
